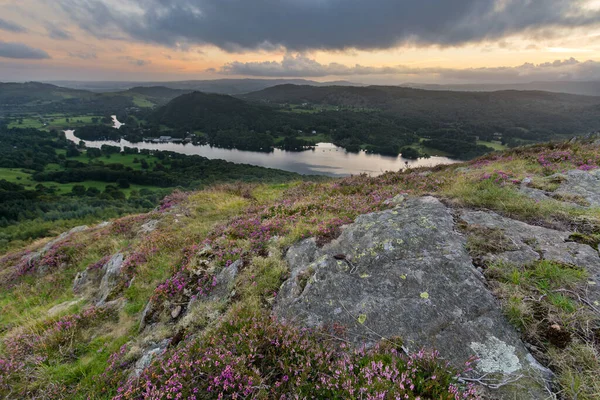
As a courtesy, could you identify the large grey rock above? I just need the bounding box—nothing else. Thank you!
[97,253,125,305]
[131,339,169,378]
[138,219,159,235]
[274,197,547,398]
[460,210,600,302]
[519,169,600,207]
[554,169,600,207]
[208,259,241,301]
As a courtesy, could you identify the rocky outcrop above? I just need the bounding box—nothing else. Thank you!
[20,225,89,273]
[460,210,599,288]
[274,196,548,399]
[520,169,600,207]
[208,259,240,300]
[131,339,170,378]
[554,169,600,207]
[97,253,125,305]
[72,253,126,305]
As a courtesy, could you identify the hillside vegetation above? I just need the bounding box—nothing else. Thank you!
[0,124,309,253]
[145,84,600,158]
[1,137,600,399]
[0,82,189,116]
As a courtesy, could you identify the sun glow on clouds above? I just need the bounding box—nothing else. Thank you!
[1,0,600,81]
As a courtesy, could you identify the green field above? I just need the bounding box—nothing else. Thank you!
[477,140,507,151]
[0,147,167,197]
[8,114,104,130]
[0,167,156,196]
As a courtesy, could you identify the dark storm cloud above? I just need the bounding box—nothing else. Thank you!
[0,18,27,33]
[0,41,51,59]
[58,0,600,52]
[45,22,73,40]
[218,54,600,82]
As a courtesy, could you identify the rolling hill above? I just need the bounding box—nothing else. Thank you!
[0,82,193,115]
[242,84,600,136]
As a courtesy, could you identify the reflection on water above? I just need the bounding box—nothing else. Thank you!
[65,129,459,177]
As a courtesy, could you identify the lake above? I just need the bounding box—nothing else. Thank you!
[64,116,459,177]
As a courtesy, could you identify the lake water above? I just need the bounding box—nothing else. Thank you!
[64,116,459,177]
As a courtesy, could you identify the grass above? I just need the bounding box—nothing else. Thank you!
[0,167,155,196]
[476,140,507,151]
[486,260,599,399]
[129,95,155,108]
[2,139,600,398]
[7,115,104,130]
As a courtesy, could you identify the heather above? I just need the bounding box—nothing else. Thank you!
[0,139,600,398]
[110,311,479,400]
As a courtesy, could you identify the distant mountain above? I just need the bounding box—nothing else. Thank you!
[242,84,600,135]
[402,81,600,97]
[124,86,191,98]
[45,79,363,95]
[0,82,193,115]
[0,81,94,104]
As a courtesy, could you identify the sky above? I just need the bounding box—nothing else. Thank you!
[2,0,600,83]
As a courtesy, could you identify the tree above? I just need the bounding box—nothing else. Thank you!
[71,185,86,196]
[116,178,130,189]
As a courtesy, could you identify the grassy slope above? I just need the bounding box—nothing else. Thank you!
[1,140,599,398]
[0,151,162,196]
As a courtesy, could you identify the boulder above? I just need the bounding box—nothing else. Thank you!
[130,339,170,378]
[138,219,159,235]
[274,196,547,398]
[554,169,600,207]
[460,210,600,302]
[97,253,125,305]
[519,169,600,208]
[208,259,241,300]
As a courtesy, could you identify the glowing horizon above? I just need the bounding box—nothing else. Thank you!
[2,0,600,84]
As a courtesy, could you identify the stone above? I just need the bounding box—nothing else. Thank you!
[97,253,125,305]
[138,219,159,234]
[519,169,600,208]
[383,194,406,207]
[553,169,600,207]
[208,259,241,300]
[131,339,170,378]
[274,196,547,398]
[72,270,89,293]
[171,305,182,319]
[284,238,318,274]
[47,299,83,317]
[20,225,89,271]
[460,210,600,302]
[139,299,155,332]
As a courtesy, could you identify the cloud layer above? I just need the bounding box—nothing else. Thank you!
[0,41,50,60]
[59,0,600,52]
[218,54,600,82]
[45,22,73,40]
[0,18,27,33]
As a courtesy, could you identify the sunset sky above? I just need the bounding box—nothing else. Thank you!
[2,0,600,83]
